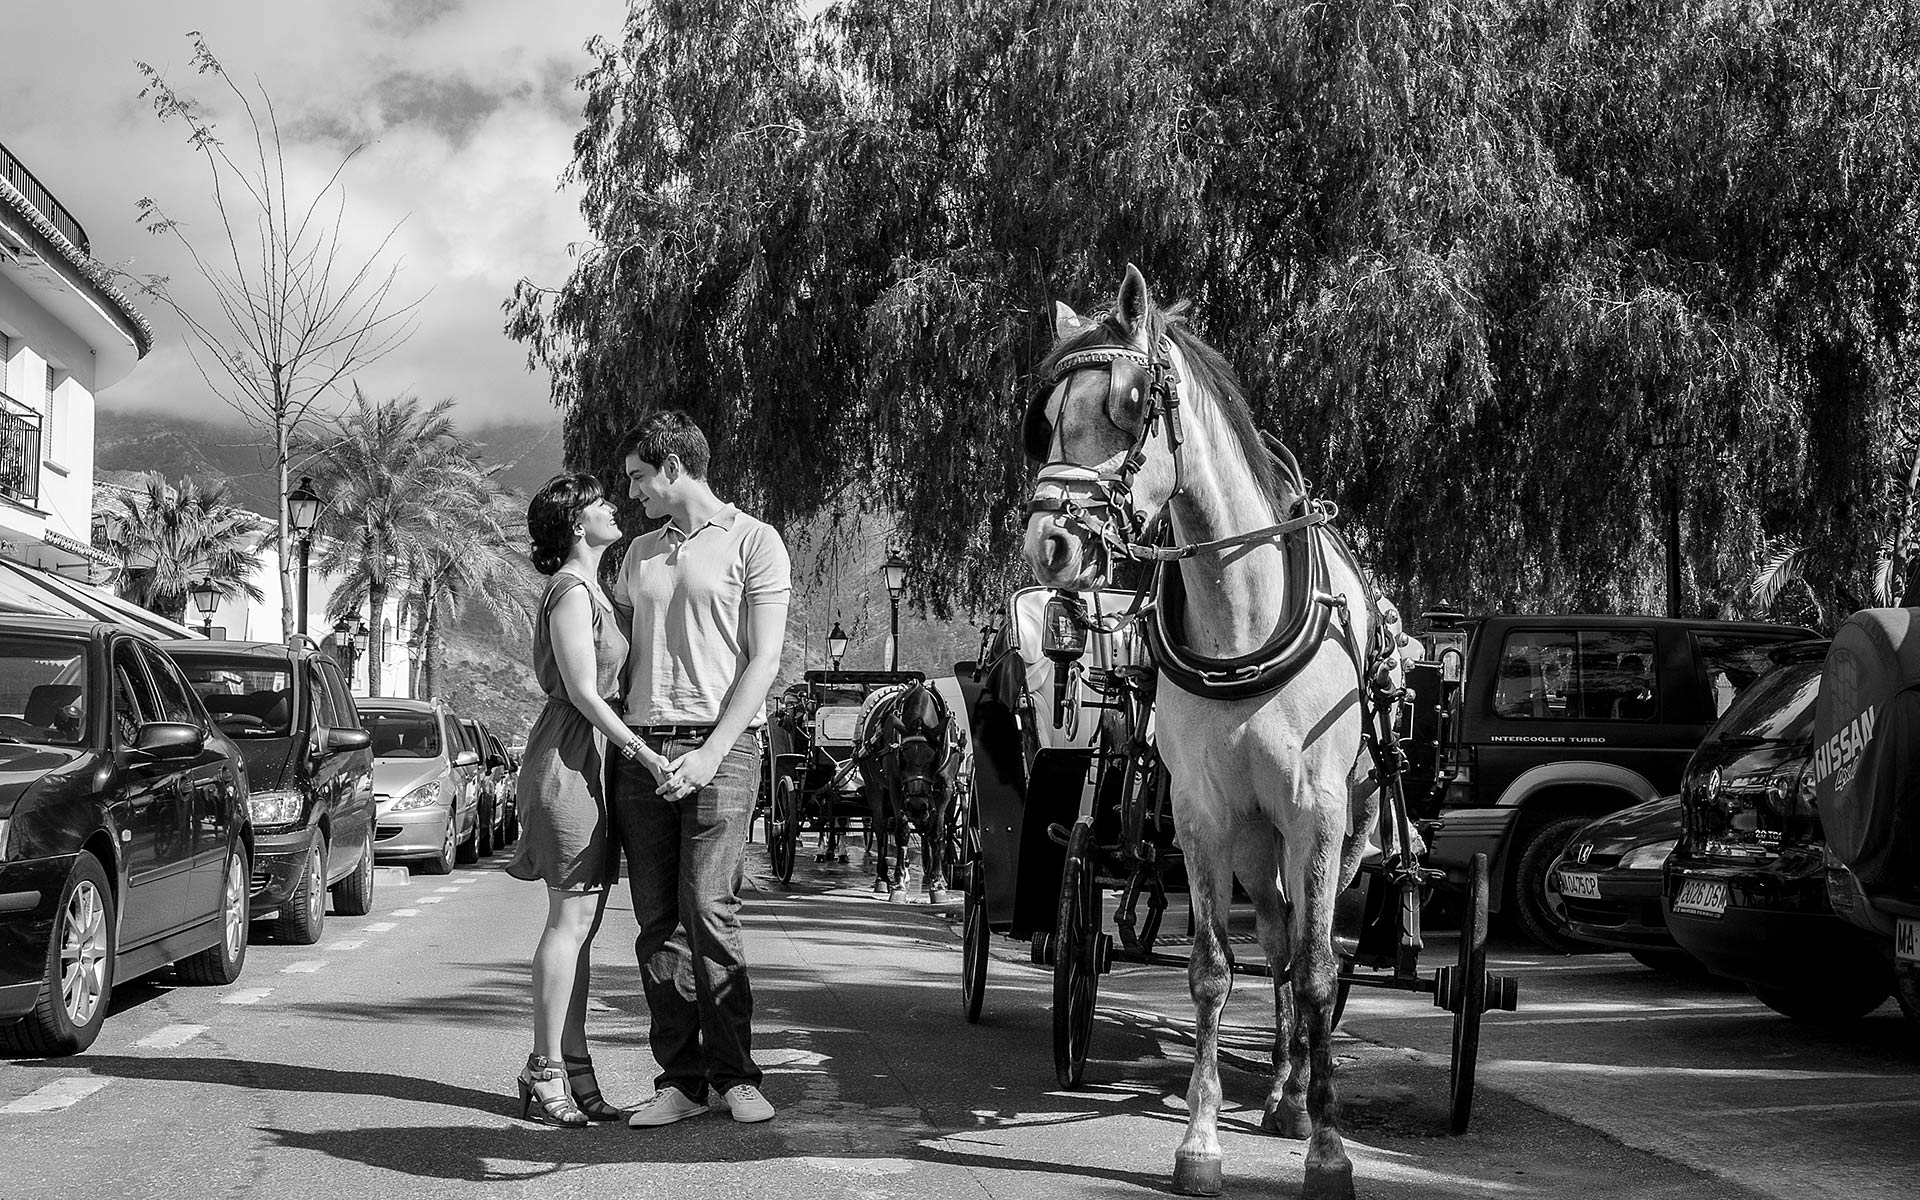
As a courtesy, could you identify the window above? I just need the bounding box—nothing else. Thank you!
[1695,634,1802,718]
[309,664,341,728]
[140,646,200,725]
[112,644,158,746]
[317,659,360,729]
[1493,628,1659,721]
[0,634,88,745]
[168,651,293,736]
[364,709,441,757]
[43,364,56,450]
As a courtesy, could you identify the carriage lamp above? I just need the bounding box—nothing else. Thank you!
[1042,590,1088,729]
[827,621,849,671]
[189,577,219,635]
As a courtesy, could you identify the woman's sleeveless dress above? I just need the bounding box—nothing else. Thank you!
[506,572,627,890]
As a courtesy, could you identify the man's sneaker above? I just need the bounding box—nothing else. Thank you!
[711,1084,775,1123]
[626,1087,705,1128]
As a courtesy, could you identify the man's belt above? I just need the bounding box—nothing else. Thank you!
[632,724,716,740]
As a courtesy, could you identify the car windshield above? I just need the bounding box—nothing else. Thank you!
[0,635,89,746]
[366,710,441,757]
[1708,659,1821,746]
[170,652,295,737]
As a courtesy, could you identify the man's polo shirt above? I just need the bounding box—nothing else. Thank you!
[612,504,792,728]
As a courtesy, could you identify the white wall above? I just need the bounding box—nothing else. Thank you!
[0,270,99,547]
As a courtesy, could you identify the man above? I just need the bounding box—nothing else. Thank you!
[609,410,790,1127]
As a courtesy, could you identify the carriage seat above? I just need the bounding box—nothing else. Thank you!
[1004,585,1145,752]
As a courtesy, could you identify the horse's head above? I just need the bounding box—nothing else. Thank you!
[1022,264,1184,590]
[882,680,952,820]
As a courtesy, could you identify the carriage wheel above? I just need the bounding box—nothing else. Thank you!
[770,777,800,886]
[961,847,989,1023]
[1053,818,1100,1088]
[1448,852,1491,1134]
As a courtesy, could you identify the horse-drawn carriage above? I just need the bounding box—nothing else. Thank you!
[761,670,918,883]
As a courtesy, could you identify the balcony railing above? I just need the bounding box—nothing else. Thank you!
[0,140,90,254]
[0,390,43,509]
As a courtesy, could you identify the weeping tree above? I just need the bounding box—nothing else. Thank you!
[509,0,1920,623]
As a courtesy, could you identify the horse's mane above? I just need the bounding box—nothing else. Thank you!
[1035,300,1289,513]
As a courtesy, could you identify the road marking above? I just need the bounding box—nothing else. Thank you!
[325,940,365,951]
[2,1077,111,1114]
[391,908,421,917]
[135,1024,207,1050]
[218,988,273,1005]
[1484,1058,1889,1081]
[434,887,462,893]
[418,896,445,905]
[281,960,327,974]
[360,922,396,932]
[1717,1095,1920,1116]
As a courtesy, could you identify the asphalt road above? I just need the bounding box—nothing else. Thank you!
[3,836,1916,1200]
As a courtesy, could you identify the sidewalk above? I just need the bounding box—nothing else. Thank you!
[583,844,1768,1200]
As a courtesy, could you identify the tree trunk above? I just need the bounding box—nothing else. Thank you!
[276,416,294,642]
[368,579,387,697]
[422,600,439,701]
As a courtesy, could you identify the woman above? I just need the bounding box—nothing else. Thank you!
[507,473,669,1125]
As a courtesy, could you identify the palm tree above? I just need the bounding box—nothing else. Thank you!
[97,473,267,622]
[398,482,535,699]
[299,390,492,696]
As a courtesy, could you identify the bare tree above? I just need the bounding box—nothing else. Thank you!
[128,33,422,639]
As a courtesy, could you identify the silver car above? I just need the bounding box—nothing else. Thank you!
[361,699,480,875]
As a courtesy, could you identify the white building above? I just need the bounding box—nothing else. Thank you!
[0,141,150,583]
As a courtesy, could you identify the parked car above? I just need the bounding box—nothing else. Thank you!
[360,698,480,874]
[483,725,520,845]
[458,717,509,857]
[162,637,375,944]
[1418,611,1817,949]
[0,618,252,1056]
[1664,639,1893,1021]
[1545,794,1701,972]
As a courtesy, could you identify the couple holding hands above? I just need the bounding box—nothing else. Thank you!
[506,409,790,1129]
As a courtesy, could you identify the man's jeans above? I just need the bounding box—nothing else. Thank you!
[611,731,763,1100]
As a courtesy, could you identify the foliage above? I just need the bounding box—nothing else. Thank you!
[98,473,267,622]
[130,33,421,639]
[509,0,1920,623]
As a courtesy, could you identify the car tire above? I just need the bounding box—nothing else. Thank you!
[1751,978,1892,1024]
[177,844,250,986]
[1894,965,1920,1034]
[455,811,480,865]
[420,817,457,876]
[270,839,327,946]
[0,853,116,1058]
[1510,816,1604,954]
[330,841,376,916]
[477,805,494,858]
[1628,947,1711,977]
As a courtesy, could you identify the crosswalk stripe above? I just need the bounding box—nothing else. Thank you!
[134,1024,207,1050]
[391,908,421,917]
[281,960,327,974]
[360,922,396,932]
[2,1078,110,1114]
[434,887,462,893]
[325,940,366,951]
[418,897,444,905]
[218,988,273,1005]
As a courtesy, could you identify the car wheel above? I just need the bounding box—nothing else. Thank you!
[420,817,456,876]
[330,841,376,916]
[271,838,327,945]
[1510,816,1604,954]
[477,806,494,858]
[177,844,251,986]
[0,853,116,1057]
[1751,977,1892,1024]
[455,809,480,865]
[1894,964,1920,1035]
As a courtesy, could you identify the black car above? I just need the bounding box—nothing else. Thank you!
[162,637,375,945]
[1664,639,1893,1021]
[0,618,252,1056]
[458,716,508,858]
[1545,794,1700,972]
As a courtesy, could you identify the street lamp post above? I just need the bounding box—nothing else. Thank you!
[353,623,371,696]
[332,619,356,689]
[881,551,909,672]
[827,621,848,672]
[286,476,322,636]
[189,577,219,636]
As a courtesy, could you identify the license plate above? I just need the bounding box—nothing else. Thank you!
[1672,878,1729,918]
[1558,871,1601,900]
[1897,918,1920,964]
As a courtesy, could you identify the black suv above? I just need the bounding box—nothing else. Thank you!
[1420,612,1816,949]
[162,637,374,945]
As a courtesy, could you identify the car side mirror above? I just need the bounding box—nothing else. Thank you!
[453,748,480,767]
[325,728,372,753]
[133,722,205,761]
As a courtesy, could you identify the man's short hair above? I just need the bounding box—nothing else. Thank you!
[619,410,711,479]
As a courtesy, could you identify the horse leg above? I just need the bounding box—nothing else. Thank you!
[1292,819,1354,1200]
[925,804,948,904]
[1233,829,1306,1138]
[1173,842,1234,1196]
[869,784,891,894]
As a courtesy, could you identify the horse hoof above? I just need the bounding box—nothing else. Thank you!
[837,854,850,863]
[1262,1099,1310,1139]
[1302,1161,1355,1200]
[889,888,910,904]
[1172,1150,1223,1196]
[928,888,950,905]
[872,881,890,894]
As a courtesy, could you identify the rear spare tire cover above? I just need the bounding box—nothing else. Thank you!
[1816,609,1920,894]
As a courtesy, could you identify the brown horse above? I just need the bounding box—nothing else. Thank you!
[1023,265,1388,1199]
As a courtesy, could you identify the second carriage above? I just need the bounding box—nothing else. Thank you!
[954,584,1519,1133]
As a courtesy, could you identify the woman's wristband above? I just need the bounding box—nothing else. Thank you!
[618,733,646,761]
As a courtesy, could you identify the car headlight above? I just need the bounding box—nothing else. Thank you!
[390,781,443,811]
[248,791,304,826]
[1618,839,1677,872]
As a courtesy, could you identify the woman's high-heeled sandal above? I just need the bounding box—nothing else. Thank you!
[518,1054,588,1126]
[563,1053,625,1121]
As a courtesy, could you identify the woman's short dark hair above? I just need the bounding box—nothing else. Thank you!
[527,473,604,575]
[618,409,710,478]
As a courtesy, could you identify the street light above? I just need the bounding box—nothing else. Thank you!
[827,621,848,672]
[286,476,322,635]
[332,619,357,688]
[881,551,909,672]
[189,577,219,636]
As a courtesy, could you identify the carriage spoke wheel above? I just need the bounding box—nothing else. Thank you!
[1053,818,1100,1088]
[770,777,800,886]
[961,840,989,1024]
[1448,852,1491,1134]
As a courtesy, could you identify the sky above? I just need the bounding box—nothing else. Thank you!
[1,0,628,432]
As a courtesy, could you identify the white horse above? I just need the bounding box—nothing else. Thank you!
[1023,265,1389,1199]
